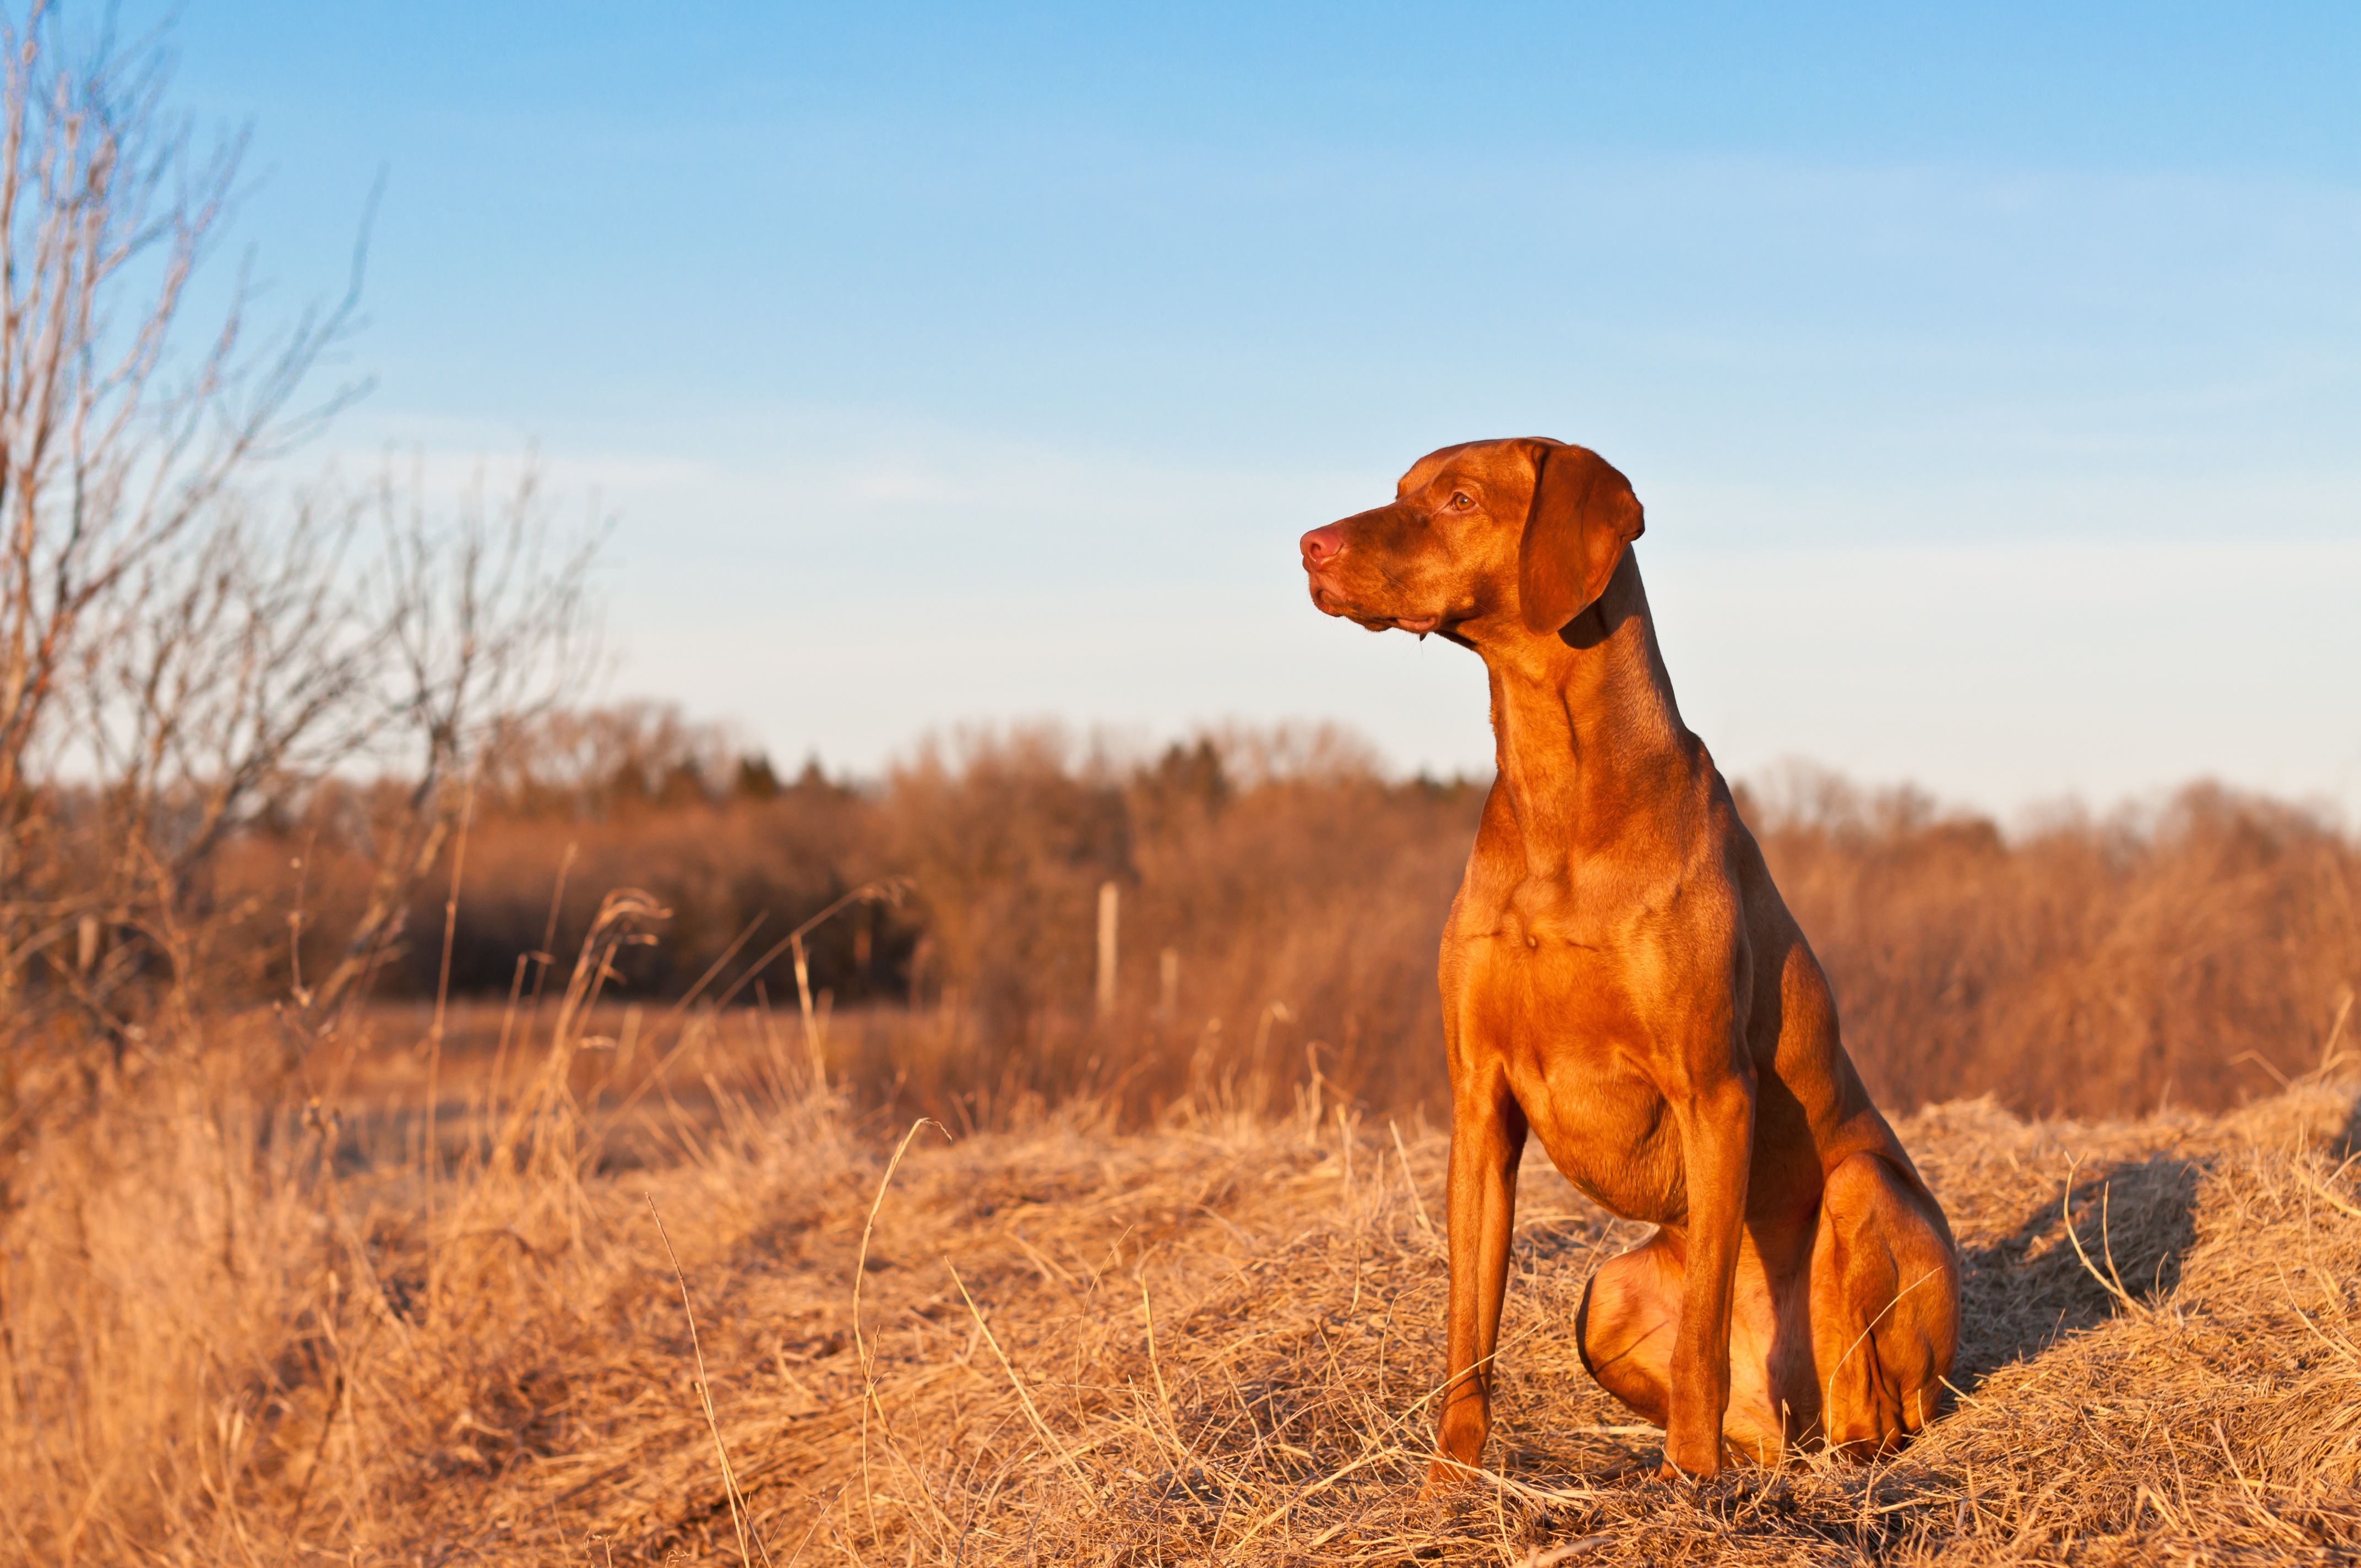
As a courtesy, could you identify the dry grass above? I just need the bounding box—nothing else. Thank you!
[9,982,2361,1563]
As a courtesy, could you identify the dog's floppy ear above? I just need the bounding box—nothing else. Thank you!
[1516,439,1645,636]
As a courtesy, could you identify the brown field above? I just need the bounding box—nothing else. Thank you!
[7,956,2361,1563]
[9,730,2361,1564]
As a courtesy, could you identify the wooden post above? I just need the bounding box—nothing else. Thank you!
[1096,880,1119,1020]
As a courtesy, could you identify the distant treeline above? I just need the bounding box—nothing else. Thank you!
[167,706,2361,1119]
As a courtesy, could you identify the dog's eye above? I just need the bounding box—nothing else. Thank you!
[1450,492,1474,511]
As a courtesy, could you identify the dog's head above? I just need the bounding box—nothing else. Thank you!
[1299,438,1644,643]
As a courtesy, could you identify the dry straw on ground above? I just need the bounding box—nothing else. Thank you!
[8,982,2361,1564]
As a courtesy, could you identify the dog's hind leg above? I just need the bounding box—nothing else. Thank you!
[1577,1231,1791,1464]
[1576,1233,1680,1428]
[1808,1152,1960,1455]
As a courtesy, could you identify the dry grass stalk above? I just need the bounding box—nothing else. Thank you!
[646,1193,765,1568]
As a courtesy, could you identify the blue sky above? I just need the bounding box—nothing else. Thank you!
[154,1,2361,812]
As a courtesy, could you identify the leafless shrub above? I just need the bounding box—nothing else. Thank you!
[0,2,363,1008]
[166,717,2361,1126]
[290,462,603,1030]
[0,7,602,1123]
[1744,763,2361,1117]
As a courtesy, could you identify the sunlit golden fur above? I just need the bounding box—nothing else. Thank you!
[1302,438,1960,1482]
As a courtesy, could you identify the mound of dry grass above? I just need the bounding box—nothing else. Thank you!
[10,995,2361,1565]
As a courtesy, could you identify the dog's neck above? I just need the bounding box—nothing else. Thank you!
[1471,552,1697,868]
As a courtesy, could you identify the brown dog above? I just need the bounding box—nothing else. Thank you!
[1299,438,1959,1484]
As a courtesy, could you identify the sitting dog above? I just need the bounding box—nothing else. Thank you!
[1299,438,1959,1484]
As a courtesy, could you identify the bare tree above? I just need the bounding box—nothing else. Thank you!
[0,6,362,801]
[0,9,602,1070]
[45,461,600,1035]
[296,462,603,1027]
[54,482,374,1018]
[0,4,365,999]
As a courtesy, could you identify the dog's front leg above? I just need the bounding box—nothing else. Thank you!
[1660,1066,1756,1478]
[1425,1062,1526,1494]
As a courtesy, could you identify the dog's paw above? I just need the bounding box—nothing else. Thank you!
[1654,1442,1727,1483]
[1418,1457,1476,1500]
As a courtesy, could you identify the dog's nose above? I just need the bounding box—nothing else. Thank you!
[1300,524,1343,565]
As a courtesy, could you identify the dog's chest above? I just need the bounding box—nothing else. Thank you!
[1448,883,1710,1227]
[1516,1054,1691,1225]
